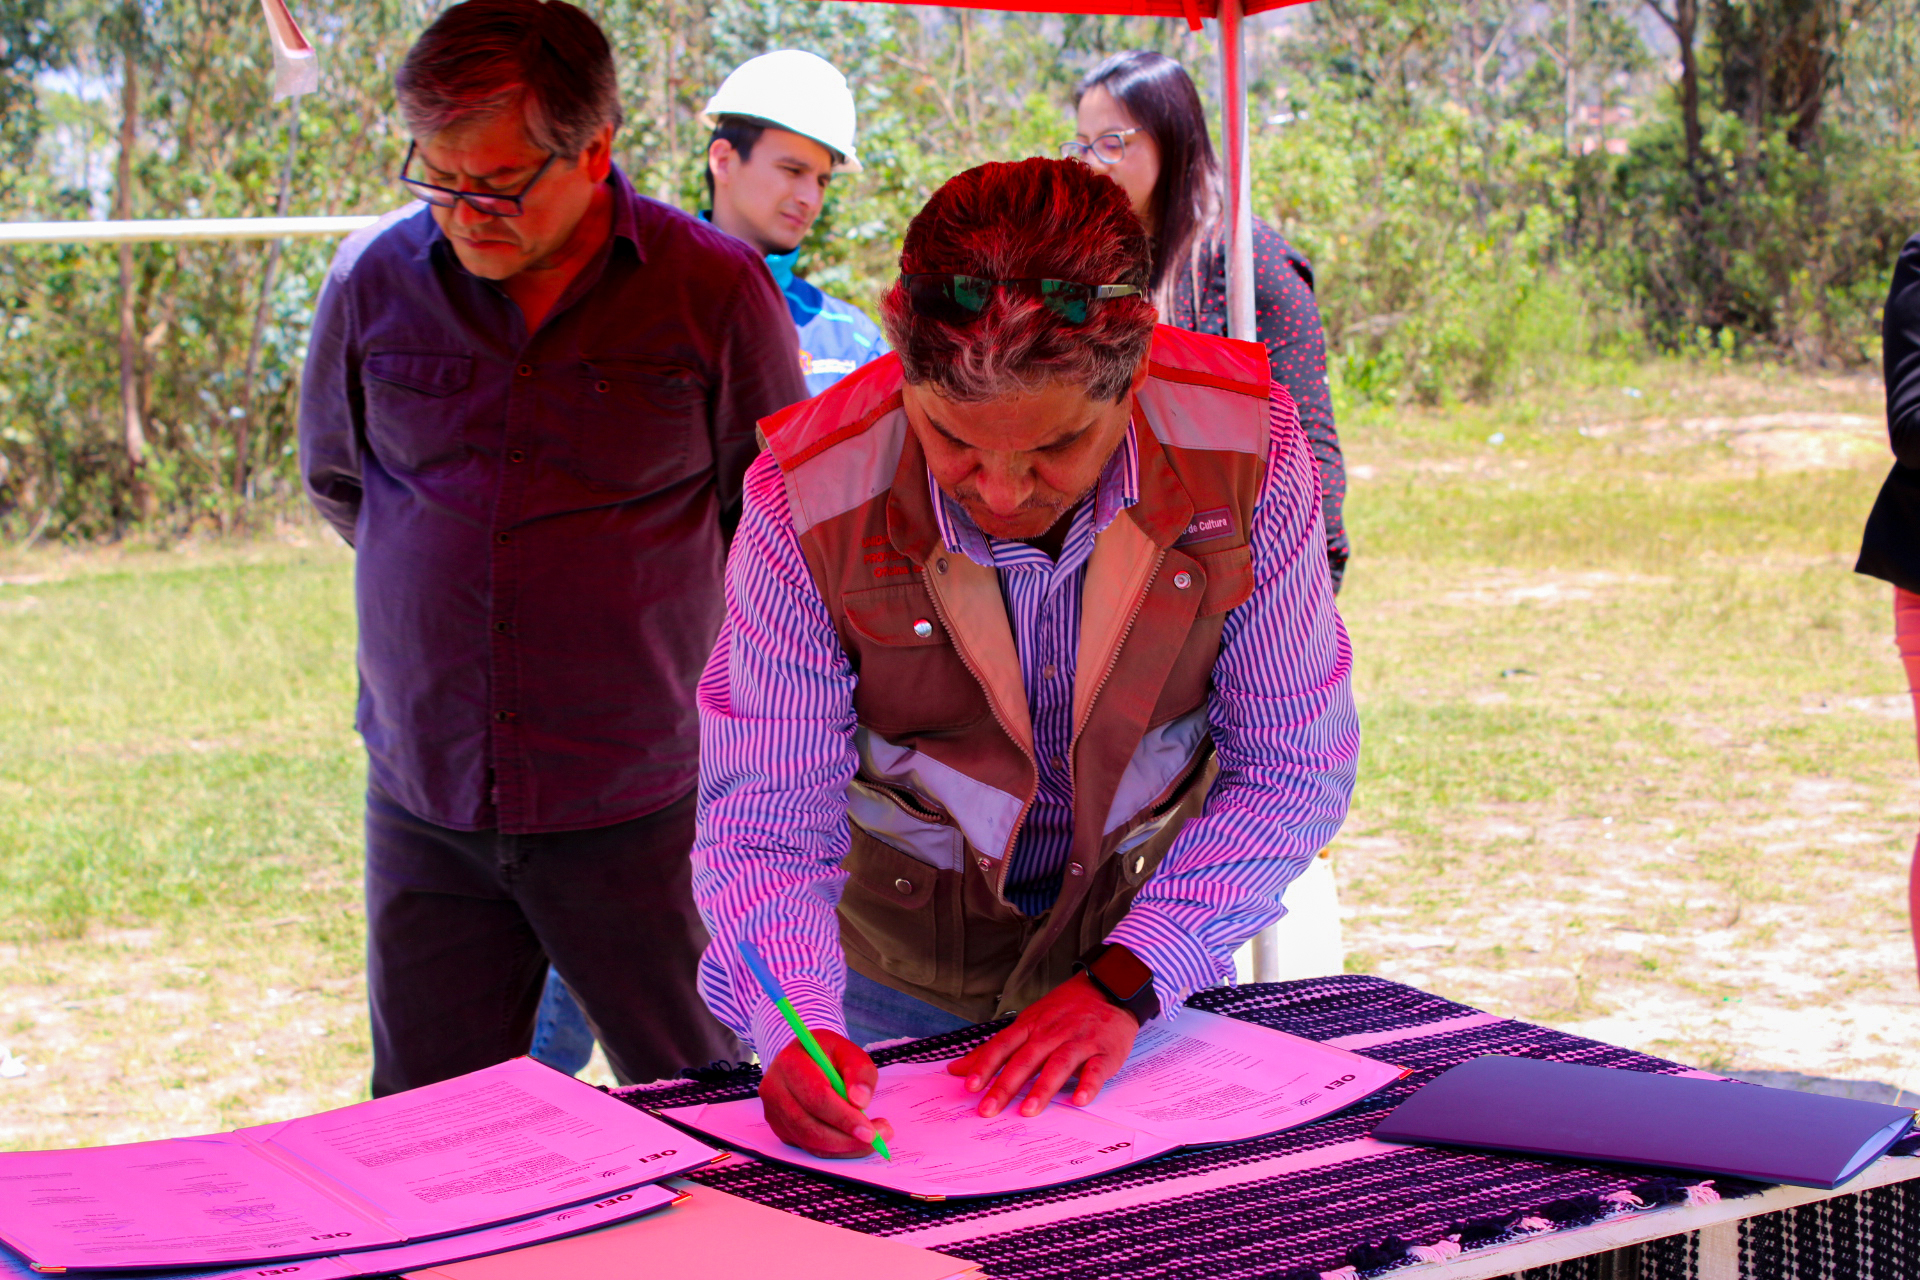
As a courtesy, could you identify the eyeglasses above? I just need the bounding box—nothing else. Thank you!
[1060,128,1140,166]
[901,274,1142,326]
[397,141,558,218]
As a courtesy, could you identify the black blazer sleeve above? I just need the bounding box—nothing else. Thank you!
[1886,236,1920,468]
[1857,233,1920,594]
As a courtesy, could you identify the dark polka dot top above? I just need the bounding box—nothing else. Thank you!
[1166,219,1349,593]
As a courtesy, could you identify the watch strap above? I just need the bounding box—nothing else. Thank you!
[1074,942,1161,1025]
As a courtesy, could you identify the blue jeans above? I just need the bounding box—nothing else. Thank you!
[843,969,972,1048]
[530,968,596,1076]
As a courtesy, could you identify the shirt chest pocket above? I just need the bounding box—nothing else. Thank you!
[363,350,474,473]
[559,358,710,495]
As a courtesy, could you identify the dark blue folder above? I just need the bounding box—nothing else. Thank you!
[1372,1055,1916,1190]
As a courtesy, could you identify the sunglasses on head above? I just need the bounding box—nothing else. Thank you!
[901,274,1142,326]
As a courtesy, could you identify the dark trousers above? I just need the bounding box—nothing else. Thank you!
[364,782,743,1097]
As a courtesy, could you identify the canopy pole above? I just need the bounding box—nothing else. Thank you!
[1218,0,1255,342]
[1221,0,1283,983]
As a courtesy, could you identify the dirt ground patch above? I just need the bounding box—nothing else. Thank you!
[1575,411,1889,472]
[0,920,617,1148]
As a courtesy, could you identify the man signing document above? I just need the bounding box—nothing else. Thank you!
[691,158,1359,1157]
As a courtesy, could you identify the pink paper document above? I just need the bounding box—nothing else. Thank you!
[0,1059,716,1271]
[662,1007,1405,1199]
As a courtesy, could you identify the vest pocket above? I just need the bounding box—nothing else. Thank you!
[843,583,946,646]
[1190,544,1255,616]
[847,778,964,872]
[1085,751,1218,949]
[839,827,948,989]
[1114,747,1214,884]
[840,584,992,734]
[1148,545,1249,724]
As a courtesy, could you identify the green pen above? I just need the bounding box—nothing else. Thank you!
[739,938,892,1160]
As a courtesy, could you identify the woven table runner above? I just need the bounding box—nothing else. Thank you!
[615,976,1920,1280]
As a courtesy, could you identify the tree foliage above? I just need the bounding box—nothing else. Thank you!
[2,0,1918,535]
[1,0,1214,536]
[1609,0,1917,354]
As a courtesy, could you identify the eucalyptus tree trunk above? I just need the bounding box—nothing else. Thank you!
[235,105,301,500]
[1647,0,1704,179]
[114,53,152,518]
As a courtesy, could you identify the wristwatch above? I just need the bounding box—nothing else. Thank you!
[1074,942,1161,1025]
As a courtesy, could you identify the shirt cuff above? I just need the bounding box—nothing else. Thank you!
[1103,913,1233,1016]
[747,974,847,1067]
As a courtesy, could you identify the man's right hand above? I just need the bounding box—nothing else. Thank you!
[759,1031,895,1158]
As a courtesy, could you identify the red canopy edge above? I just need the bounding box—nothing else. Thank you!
[841,0,1309,20]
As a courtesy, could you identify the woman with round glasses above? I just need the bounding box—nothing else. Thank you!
[1065,51,1348,591]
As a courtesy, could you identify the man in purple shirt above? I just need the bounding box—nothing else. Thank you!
[299,0,803,1095]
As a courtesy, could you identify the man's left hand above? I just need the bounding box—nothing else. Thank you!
[945,973,1139,1117]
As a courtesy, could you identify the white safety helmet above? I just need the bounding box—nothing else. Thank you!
[702,50,861,174]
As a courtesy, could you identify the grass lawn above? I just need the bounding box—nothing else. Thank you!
[0,357,1914,1149]
[1335,359,1918,1096]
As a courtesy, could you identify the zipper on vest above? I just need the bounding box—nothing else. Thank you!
[919,569,1037,894]
[1069,544,1170,763]
[869,777,948,825]
[1030,542,1169,960]
[1147,742,1213,819]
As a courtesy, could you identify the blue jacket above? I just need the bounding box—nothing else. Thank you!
[765,246,889,397]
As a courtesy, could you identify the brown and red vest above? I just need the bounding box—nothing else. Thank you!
[761,326,1281,1022]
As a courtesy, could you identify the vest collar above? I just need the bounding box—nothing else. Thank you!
[1124,398,1198,549]
[886,427,942,566]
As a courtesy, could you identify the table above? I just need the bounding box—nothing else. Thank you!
[618,977,1920,1280]
[1387,1156,1916,1279]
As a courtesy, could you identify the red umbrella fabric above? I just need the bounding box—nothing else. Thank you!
[859,0,1308,27]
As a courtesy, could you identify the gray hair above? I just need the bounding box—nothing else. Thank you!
[879,159,1157,404]
[395,0,623,159]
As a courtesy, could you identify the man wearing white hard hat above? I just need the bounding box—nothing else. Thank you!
[703,50,888,397]
[524,48,887,1075]
[523,48,882,1076]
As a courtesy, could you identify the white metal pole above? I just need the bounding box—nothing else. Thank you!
[1219,0,1283,983]
[0,216,376,246]
[1218,0,1255,343]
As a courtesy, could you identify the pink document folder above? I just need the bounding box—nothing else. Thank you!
[0,1058,718,1272]
[0,1182,682,1280]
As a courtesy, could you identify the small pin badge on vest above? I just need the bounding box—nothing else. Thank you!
[912,618,933,638]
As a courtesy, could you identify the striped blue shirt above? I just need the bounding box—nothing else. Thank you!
[930,424,1141,916]
[692,393,1358,1063]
